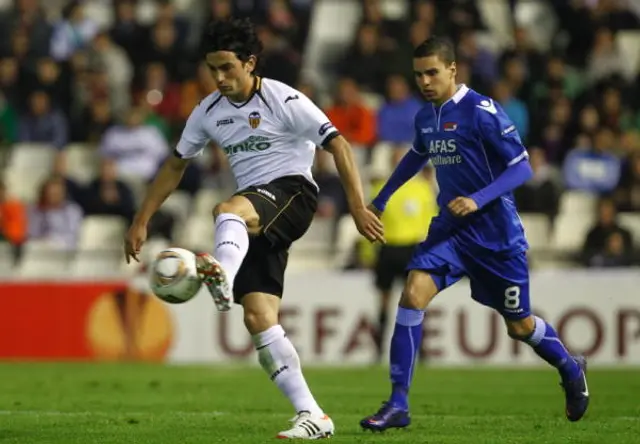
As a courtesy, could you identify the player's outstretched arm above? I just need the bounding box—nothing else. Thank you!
[371,149,430,213]
[324,135,385,243]
[124,156,189,263]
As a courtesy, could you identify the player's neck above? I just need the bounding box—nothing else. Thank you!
[433,83,460,107]
[228,75,259,103]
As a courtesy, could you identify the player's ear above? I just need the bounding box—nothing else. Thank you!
[450,62,457,79]
[245,55,257,74]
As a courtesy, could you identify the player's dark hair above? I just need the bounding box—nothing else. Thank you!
[413,36,456,65]
[202,18,263,62]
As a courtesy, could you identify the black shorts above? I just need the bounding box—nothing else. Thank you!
[374,244,417,292]
[232,175,318,302]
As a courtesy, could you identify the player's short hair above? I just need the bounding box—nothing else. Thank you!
[202,18,263,62]
[413,36,456,65]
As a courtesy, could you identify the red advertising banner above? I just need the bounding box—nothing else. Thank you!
[0,282,175,361]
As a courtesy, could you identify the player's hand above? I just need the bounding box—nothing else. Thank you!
[353,206,385,243]
[124,222,147,264]
[366,203,382,218]
[447,197,479,217]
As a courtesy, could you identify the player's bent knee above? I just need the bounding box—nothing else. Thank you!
[505,315,535,340]
[399,271,439,310]
[244,309,278,335]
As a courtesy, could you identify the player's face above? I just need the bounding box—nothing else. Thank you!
[205,51,256,100]
[413,55,456,104]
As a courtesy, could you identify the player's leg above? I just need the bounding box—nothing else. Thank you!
[196,194,258,310]
[361,240,464,432]
[467,252,589,421]
[373,246,395,362]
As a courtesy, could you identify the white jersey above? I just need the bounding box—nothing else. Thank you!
[175,77,339,191]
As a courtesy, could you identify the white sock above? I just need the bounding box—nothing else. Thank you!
[253,325,324,416]
[214,213,249,285]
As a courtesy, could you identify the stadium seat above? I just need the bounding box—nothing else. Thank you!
[7,143,57,170]
[476,0,513,50]
[177,216,214,251]
[380,0,409,19]
[64,144,98,184]
[370,142,397,178]
[194,189,225,216]
[618,213,640,247]
[17,250,71,278]
[520,214,551,251]
[160,191,192,221]
[0,242,15,277]
[294,217,334,252]
[78,216,127,251]
[616,31,640,81]
[334,216,360,266]
[3,167,50,203]
[551,213,594,252]
[69,251,125,278]
[559,191,597,216]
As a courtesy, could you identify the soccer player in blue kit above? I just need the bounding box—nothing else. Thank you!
[360,37,590,432]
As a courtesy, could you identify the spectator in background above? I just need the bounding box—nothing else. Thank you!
[18,90,68,150]
[0,57,20,108]
[500,27,544,82]
[110,0,147,63]
[71,98,114,144]
[314,149,346,219]
[156,0,191,49]
[0,179,27,249]
[83,159,135,223]
[266,0,300,48]
[564,127,622,193]
[325,77,376,148]
[256,25,300,87]
[501,57,531,103]
[493,80,529,142]
[180,62,217,121]
[31,57,72,114]
[8,29,32,72]
[457,29,498,87]
[514,147,561,221]
[0,0,52,59]
[581,197,634,267]
[377,75,422,144]
[99,107,169,182]
[0,91,18,145]
[146,18,186,81]
[51,151,83,205]
[136,63,182,126]
[616,151,640,212]
[88,31,133,115]
[599,86,637,133]
[338,23,390,94]
[28,175,83,250]
[533,55,584,102]
[361,0,405,49]
[50,0,98,62]
[587,27,625,85]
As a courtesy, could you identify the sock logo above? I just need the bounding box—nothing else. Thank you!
[217,241,240,250]
[270,365,289,381]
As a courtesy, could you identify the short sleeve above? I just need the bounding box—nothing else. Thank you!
[476,99,528,166]
[411,115,429,157]
[175,100,210,159]
[282,93,339,147]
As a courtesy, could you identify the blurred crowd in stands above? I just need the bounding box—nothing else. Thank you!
[0,0,639,269]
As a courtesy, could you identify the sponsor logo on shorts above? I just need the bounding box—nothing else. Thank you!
[216,118,234,127]
[318,122,334,136]
[257,188,276,201]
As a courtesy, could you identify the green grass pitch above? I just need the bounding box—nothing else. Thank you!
[0,363,638,443]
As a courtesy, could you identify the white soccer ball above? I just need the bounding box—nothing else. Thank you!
[149,248,202,304]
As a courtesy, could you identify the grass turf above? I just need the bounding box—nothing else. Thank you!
[0,363,637,443]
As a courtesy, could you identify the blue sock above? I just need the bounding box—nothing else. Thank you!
[388,307,424,410]
[523,316,581,381]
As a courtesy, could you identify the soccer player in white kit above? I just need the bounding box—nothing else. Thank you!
[124,18,384,439]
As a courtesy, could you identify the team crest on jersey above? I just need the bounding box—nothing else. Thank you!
[248,111,261,129]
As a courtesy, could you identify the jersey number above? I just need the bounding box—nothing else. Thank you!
[504,286,520,309]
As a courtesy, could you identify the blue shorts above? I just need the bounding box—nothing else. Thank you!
[407,238,530,320]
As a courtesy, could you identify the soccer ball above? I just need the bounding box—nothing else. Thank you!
[149,248,202,304]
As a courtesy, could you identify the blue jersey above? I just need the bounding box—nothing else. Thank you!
[411,85,529,256]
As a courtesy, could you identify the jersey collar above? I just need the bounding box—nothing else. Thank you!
[451,84,469,104]
[226,75,263,109]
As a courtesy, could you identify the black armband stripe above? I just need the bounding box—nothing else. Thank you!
[321,131,341,148]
